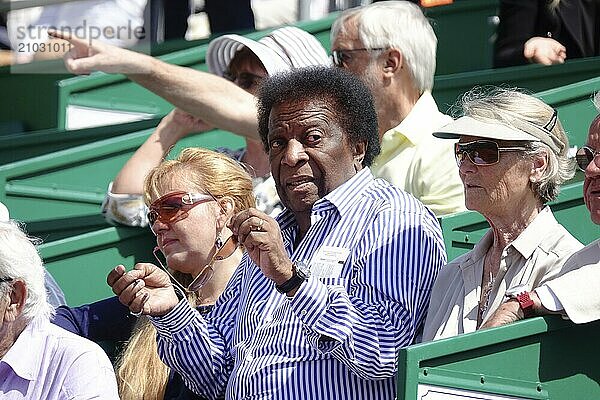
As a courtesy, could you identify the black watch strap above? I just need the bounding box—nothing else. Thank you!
[275,262,308,294]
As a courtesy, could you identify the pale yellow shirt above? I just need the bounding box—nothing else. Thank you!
[422,207,583,341]
[370,91,465,217]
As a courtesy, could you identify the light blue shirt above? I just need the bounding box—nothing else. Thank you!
[0,316,119,399]
[151,168,447,399]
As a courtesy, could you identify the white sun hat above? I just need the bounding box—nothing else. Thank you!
[434,111,565,154]
[206,26,331,77]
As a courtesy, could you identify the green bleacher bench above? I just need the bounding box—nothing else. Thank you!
[1,117,162,164]
[433,57,600,113]
[399,315,600,399]
[425,0,498,75]
[4,0,595,134]
[39,226,154,305]
[0,124,244,242]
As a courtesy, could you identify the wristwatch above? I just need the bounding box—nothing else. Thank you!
[275,261,310,294]
[505,284,535,317]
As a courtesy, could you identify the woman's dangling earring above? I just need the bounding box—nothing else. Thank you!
[215,232,224,249]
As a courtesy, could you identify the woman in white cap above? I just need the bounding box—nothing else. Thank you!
[421,87,583,341]
[102,26,330,226]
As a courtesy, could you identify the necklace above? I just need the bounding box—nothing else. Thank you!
[478,270,495,323]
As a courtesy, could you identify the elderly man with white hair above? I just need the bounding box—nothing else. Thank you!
[0,201,66,307]
[0,221,119,399]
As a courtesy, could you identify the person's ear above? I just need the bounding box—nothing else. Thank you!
[529,151,548,184]
[383,48,403,77]
[216,197,235,229]
[5,280,26,322]
[353,141,367,171]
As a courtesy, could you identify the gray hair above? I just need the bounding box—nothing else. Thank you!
[0,221,54,322]
[458,87,575,203]
[331,1,436,92]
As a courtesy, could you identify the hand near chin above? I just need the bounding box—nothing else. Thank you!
[229,208,293,285]
[107,263,180,317]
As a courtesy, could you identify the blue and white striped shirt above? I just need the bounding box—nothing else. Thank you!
[151,168,446,400]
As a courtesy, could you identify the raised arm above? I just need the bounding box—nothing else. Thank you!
[49,30,259,140]
[111,109,211,195]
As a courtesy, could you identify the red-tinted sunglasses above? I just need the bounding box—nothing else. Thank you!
[147,191,215,227]
[454,140,529,167]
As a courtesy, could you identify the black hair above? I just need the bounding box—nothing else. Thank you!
[257,66,380,167]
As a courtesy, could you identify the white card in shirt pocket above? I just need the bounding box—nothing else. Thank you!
[309,245,350,279]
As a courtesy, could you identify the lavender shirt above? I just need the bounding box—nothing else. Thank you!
[0,316,119,399]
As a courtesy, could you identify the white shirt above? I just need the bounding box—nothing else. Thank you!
[422,207,583,341]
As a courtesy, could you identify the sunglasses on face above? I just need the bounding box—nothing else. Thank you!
[330,47,384,68]
[454,140,530,167]
[224,71,264,91]
[148,191,215,227]
[153,235,239,293]
[576,145,600,172]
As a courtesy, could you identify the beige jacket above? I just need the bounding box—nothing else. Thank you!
[422,207,583,341]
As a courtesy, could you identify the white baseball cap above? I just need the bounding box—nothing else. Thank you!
[206,26,331,78]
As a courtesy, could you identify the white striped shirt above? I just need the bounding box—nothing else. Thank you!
[151,168,446,400]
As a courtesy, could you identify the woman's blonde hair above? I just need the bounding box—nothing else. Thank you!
[116,147,255,400]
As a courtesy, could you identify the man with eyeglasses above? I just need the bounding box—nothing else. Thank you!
[0,221,119,399]
[330,1,465,217]
[482,94,600,328]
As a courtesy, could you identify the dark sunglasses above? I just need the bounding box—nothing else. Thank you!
[148,191,215,227]
[224,71,264,91]
[576,145,600,172]
[153,235,239,293]
[454,140,530,166]
[330,47,385,68]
